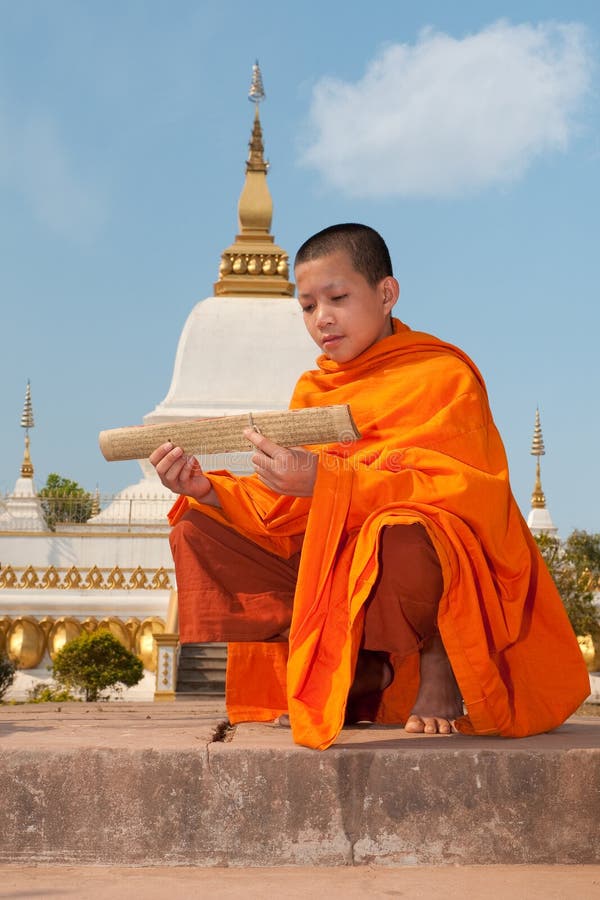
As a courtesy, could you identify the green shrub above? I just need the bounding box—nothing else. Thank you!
[39,473,93,531]
[0,654,15,700]
[536,530,600,637]
[27,683,80,703]
[52,631,143,702]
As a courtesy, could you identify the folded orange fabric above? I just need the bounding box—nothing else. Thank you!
[169,319,589,749]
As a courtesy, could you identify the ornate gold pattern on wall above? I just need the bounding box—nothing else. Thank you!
[0,564,173,590]
[0,614,166,671]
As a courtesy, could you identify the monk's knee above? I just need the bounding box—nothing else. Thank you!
[169,510,211,557]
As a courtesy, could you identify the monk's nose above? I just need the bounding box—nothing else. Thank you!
[316,306,335,329]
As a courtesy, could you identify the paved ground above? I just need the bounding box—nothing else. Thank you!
[0,863,599,899]
[1,698,598,752]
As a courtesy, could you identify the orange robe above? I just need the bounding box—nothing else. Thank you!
[168,319,589,750]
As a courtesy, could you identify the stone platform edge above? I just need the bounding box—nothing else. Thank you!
[0,702,598,867]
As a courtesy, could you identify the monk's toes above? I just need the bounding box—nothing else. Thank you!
[432,716,454,735]
[404,714,426,733]
[405,714,456,735]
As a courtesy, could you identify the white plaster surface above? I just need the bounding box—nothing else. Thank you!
[145,295,317,423]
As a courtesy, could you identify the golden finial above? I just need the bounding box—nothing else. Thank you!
[21,380,34,430]
[248,60,266,104]
[246,103,269,175]
[246,62,268,173]
[530,408,545,457]
[530,408,546,509]
[214,62,294,298]
[20,380,35,478]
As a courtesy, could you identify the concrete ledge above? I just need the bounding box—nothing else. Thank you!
[0,703,598,866]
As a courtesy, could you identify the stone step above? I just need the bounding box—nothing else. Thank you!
[177,667,227,680]
[179,643,228,657]
[174,684,224,695]
[178,658,227,669]
[178,660,227,673]
[0,702,598,867]
[176,685,225,695]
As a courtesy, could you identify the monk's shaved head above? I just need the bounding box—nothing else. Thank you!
[294,223,393,287]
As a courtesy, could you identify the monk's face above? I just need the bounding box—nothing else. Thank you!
[295,250,399,363]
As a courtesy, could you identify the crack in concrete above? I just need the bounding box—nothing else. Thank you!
[210,719,235,743]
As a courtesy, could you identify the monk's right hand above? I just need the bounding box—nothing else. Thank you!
[149,442,213,502]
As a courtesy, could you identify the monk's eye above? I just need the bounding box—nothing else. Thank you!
[331,294,347,302]
[301,304,315,313]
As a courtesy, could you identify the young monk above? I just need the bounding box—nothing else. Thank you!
[150,223,589,750]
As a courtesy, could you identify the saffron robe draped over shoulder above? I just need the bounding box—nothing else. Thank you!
[168,320,590,750]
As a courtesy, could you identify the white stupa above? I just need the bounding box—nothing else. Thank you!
[526,408,558,536]
[0,381,46,532]
[93,63,316,526]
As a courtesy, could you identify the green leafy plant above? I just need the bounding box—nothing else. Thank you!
[52,631,144,702]
[535,530,600,638]
[0,653,16,700]
[27,683,80,703]
[39,473,93,531]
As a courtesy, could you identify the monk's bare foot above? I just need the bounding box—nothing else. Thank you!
[405,634,463,735]
[348,650,393,700]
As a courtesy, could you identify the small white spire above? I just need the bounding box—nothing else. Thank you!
[527,408,558,535]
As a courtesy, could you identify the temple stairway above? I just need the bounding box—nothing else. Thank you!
[176,643,227,696]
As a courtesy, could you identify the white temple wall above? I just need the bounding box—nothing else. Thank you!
[0,532,172,570]
[0,589,170,620]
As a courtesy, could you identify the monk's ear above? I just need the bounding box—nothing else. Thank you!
[382,276,400,312]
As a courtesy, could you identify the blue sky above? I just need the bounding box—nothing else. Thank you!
[0,1,598,536]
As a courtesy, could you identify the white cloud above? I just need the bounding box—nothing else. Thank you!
[301,21,593,197]
[0,106,107,239]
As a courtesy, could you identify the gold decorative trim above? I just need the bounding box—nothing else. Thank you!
[218,251,289,279]
[0,564,173,590]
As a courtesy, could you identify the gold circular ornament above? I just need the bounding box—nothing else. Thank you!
[48,617,83,660]
[578,634,597,672]
[219,256,233,276]
[7,617,46,669]
[97,617,132,651]
[0,616,11,655]
[136,617,166,671]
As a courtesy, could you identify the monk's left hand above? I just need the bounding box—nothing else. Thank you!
[244,428,317,496]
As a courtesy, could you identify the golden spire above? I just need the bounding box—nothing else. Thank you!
[214,61,294,297]
[530,408,546,509]
[20,380,35,479]
[248,59,265,104]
